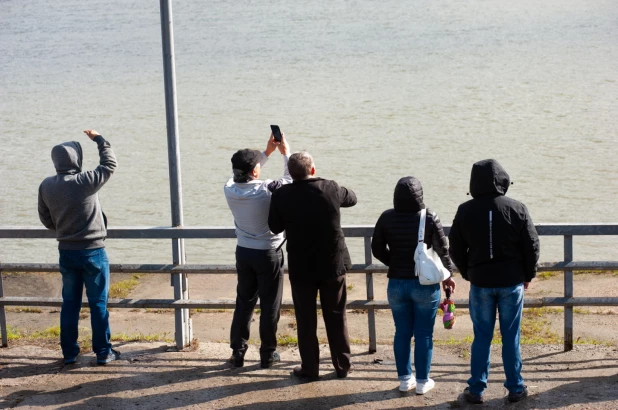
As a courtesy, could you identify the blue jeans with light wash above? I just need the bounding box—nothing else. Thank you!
[468,283,525,396]
[59,248,112,360]
[387,278,440,381]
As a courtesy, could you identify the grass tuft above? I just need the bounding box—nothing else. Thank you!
[5,324,173,347]
[145,308,174,314]
[111,332,173,343]
[277,335,298,346]
[7,325,22,340]
[5,307,43,314]
[435,336,474,346]
[574,336,616,346]
[109,276,141,299]
[519,315,561,344]
[32,326,61,338]
[523,307,563,317]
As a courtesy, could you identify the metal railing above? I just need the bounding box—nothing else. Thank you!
[1,224,617,352]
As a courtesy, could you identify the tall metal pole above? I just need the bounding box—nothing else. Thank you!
[364,236,377,353]
[564,235,573,351]
[159,0,191,348]
[0,272,8,347]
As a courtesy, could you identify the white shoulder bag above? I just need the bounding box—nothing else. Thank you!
[414,209,451,285]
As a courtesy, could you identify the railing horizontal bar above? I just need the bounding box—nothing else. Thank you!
[1,223,617,239]
[3,296,618,309]
[536,261,618,271]
[2,261,617,274]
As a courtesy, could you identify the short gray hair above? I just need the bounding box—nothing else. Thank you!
[288,151,314,181]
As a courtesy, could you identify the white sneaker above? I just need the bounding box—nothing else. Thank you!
[416,378,435,395]
[399,377,417,392]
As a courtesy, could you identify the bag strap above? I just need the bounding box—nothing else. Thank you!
[417,208,427,243]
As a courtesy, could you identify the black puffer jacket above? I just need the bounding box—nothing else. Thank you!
[371,176,453,279]
[448,159,540,288]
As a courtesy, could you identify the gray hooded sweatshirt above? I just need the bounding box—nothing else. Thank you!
[38,135,117,250]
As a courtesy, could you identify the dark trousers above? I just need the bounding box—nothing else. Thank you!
[230,246,284,359]
[290,275,351,377]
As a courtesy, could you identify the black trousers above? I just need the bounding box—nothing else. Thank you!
[230,246,284,358]
[290,275,351,377]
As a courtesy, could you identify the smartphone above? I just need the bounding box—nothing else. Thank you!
[270,125,282,142]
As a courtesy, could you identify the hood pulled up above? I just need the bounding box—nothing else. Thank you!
[469,159,510,198]
[51,141,83,174]
[393,176,425,213]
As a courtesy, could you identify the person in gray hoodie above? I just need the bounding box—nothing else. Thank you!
[224,132,291,368]
[38,129,118,365]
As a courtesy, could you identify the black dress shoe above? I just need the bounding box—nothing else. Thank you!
[260,351,280,369]
[229,350,246,367]
[336,368,351,378]
[292,366,319,381]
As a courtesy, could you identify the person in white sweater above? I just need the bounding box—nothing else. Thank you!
[223,132,291,368]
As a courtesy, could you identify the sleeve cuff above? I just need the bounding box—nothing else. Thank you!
[259,151,269,167]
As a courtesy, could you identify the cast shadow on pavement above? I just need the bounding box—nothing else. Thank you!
[2,348,618,410]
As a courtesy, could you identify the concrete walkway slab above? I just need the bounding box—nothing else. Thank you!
[2,342,618,409]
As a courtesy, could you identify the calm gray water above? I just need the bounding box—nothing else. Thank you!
[1,0,617,265]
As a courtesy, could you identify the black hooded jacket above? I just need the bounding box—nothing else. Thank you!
[371,177,453,279]
[448,159,540,288]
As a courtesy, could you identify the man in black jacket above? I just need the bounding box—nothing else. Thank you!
[268,151,357,380]
[449,159,540,404]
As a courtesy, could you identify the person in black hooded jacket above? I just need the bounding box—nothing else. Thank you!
[372,176,455,394]
[449,159,540,404]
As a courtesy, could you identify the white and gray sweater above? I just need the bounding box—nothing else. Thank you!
[224,152,291,250]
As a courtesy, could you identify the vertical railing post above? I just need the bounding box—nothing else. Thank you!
[159,0,191,349]
[364,236,377,353]
[564,235,573,351]
[0,270,8,347]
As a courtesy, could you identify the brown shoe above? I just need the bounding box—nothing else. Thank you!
[293,366,319,381]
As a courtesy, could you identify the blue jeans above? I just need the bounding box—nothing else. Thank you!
[468,284,525,395]
[387,278,440,381]
[59,248,112,360]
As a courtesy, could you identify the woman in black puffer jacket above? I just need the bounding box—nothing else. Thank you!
[372,176,456,394]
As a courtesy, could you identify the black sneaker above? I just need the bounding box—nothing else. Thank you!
[97,349,121,365]
[260,351,280,368]
[229,349,246,367]
[463,387,484,404]
[508,385,528,402]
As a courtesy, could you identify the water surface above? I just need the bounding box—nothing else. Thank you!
[1,0,616,264]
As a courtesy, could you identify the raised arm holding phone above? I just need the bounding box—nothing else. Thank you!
[223,130,291,369]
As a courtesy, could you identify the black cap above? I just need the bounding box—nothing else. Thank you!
[231,149,261,173]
